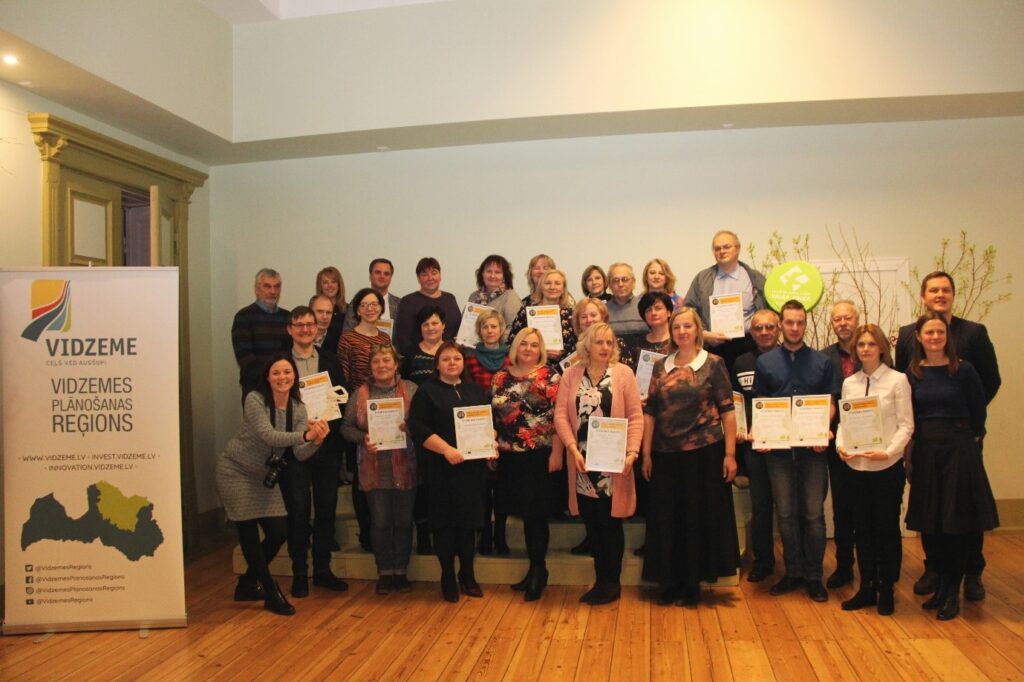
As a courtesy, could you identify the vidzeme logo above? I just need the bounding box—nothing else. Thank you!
[21,280,71,341]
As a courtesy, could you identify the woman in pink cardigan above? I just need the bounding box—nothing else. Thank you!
[554,323,644,604]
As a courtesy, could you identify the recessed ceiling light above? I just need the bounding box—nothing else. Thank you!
[18,80,34,88]
[3,55,19,65]
[376,145,390,152]
[722,123,734,129]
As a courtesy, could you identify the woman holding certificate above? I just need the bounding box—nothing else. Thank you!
[904,312,997,621]
[554,323,644,605]
[640,307,739,606]
[491,328,563,601]
[342,345,418,595]
[508,269,577,368]
[216,354,329,616]
[468,254,522,328]
[408,341,494,602]
[834,324,913,615]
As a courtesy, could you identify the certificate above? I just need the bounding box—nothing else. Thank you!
[709,293,745,339]
[559,351,581,372]
[367,398,406,450]
[375,317,394,339]
[453,405,496,460]
[733,391,748,439]
[751,397,791,449]
[791,394,831,447]
[455,303,494,348]
[585,417,628,473]
[839,396,884,454]
[526,305,563,351]
[634,351,666,399]
[298,371,343,421]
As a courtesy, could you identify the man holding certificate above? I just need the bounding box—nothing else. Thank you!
[753,300,840,603]
[408,342,496,603]
[283,307,349,597]
[835,324,914,615]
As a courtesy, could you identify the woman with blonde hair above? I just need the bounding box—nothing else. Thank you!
[508,268,577,368]
[524,253,557,299]
[554,323,643,604]
[642,258,681,310]
[315,266,348,353]
[491,328,563,600]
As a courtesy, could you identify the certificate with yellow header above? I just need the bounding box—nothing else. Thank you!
[526,305,563,351]
[298,371,343,421]
[367,398,406,450]
[456,303,494,348]
[585,417,628,473]
[559,351,581,372]
[634,351,666,399]
[709,293,745,338]
[791,394,831,447]
[751,397,791,449]
[839,396,883,454]
[453,405,496,460]
[733,391,747,438]
[376,318,394,339]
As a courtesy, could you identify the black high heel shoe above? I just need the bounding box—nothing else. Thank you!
[524,567,548,602]
[441,572,459,603]
[458,572,484,598]
[511,569,533,592]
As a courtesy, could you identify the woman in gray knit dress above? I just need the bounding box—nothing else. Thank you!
[216,353,329,615]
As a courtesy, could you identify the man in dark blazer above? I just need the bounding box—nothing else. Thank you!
[895,270,1001,602]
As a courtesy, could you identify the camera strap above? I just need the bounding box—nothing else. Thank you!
[268,398,296,462]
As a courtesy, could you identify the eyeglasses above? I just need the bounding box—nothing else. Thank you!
[752,324,777,332]
[290,322,317,329]
[358,302,381,310]
[610,277,633,285]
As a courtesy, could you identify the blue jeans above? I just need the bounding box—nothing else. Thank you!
[766,448,828,582]
[367,488,416,574]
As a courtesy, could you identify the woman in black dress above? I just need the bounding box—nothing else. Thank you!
[491,328,562,601]
[408,341,497,602]
[905,312,997,620]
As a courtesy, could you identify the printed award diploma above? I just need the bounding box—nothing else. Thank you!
[751,397,791,449]
[456,303,494,348]
[559,351,581,372]
[839,396,884,454]
[453,405,496,460]
[299,371,342,421]
[791,394,831,447]
[376,318,394,339]
[526,305,563,351]
[709,293,745,339]
[585,417,629,473]
[733,391,748,439]
[367,398,406,450]
[634,351,666,399]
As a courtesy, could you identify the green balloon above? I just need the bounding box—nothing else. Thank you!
[764,260,825,312]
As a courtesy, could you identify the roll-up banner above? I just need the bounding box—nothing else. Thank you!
[2,268,186,634]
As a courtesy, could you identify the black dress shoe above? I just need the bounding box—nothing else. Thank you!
[392,575,412,593]
[914,567,940,595]
[441,574,459,603]
[676,586,700,607]
[841,585,877,611]
[458,575,484,598]
[876,583,895,615]
[571,537,592,556]
[937,590,961,620]
[769,575,804,596]
[511,569,533,592]
[826,568,854,589]
[923,577,950,610]
[580,585,599,603]
[747,565,773,583]
[524,568,548,602]
[291,575,309,599]
[265,582,296,616]
[656,586,680,606]
[313,571,349,592]
[376,575,394,595]
[806,581,828,603]
[234,575,264,602]
[963,574,986,601]
[587,583,621,605]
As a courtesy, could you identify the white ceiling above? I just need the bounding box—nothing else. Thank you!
[198,0,449,24]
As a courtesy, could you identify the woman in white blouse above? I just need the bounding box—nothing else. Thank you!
[835,324,914,616]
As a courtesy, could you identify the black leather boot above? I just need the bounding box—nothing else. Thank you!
[876,582,895,615]
[264,581,296,616]
[841,583,877,611]
[937,576,962,620]
[922,576,950,610]
[511,568,533,592]
[524,567,548,602]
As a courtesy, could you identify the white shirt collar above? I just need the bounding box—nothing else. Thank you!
[664,348,709,373]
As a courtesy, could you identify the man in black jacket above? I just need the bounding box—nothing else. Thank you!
[895,271,1001,601]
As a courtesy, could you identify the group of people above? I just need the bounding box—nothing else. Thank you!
[218,231,1000,622]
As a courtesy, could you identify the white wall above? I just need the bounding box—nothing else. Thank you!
[210,115,1023,501]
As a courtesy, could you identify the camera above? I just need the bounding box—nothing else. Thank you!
[263,450,290,488]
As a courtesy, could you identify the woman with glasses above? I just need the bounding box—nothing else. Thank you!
[337,288,391,391]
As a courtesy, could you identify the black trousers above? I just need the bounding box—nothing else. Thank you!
[280,453,340,575]
[433,527,476,580]
[848,462,905,584]
[577,494,624,586]
[827,446,856,572]
[236,516,288,590]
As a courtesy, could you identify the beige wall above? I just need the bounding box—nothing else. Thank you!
[210,115,1023,504]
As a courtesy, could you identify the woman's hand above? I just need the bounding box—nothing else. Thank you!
[568,444,586,473]
[622,451,638,476]
[548,450,563,473]
[363,433,380,456]
[722,454,737,482]
[443,446,464,465]
[306,418,329,445]
[487,456,499,472]
[641,454,652,481]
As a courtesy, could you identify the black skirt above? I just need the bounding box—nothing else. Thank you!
[905,420,999,534]
[642,441,740,586]
[495,448,553,517]
[427,455,487,530]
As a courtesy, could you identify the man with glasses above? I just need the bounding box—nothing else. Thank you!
[732,308,781,582]
[231,268,290,398]
[606,263,648,340]
[281,306,349,598]
[684,230,767,370]
[343,258,402,331]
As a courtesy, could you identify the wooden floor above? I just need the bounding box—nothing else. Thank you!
[3,533,1023,681]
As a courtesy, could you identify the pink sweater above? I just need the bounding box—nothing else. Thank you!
[554,362,644,518]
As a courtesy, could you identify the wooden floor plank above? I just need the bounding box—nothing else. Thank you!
[908,638,990,681]
[951,635,1024,681]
